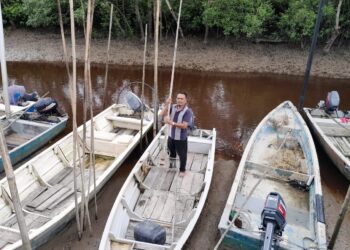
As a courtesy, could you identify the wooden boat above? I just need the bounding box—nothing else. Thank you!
[0,103,153,249]
[218,101,327,250]
[304,106,350,181]
[99,125,216,250]
[0,101,68,171]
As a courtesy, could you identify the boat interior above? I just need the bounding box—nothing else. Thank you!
[0,105,151,249]
[230,105,318,249]
[107,129,214,250]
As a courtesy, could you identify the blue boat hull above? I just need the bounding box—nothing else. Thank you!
[0,118,68,171]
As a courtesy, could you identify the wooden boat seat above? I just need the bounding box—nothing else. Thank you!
[246,161,310,183]
[0,226,21,248]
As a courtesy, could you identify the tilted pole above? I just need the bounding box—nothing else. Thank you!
[103,4,114,109]
[0,3,10,118]
[153,0,160,136]
[140,24,148,151]
[328,185,350,249]
[298,0,325,110]
[0,128,31,250]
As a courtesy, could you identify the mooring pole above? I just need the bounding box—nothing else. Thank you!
[298,0,325,110]
[328,185,350,249]
[0,3,10,118]
[0,128,31,250]
[140,24,148,151]
[153,0,160,136]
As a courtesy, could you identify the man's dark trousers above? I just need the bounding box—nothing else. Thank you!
[167,137,187,172]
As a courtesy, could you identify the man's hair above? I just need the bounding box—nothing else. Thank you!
[177,91,188,99]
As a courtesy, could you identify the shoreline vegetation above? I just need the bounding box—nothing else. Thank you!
[5,29,350,79]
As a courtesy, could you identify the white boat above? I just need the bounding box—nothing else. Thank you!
[0,103,153,249]
[99,125,216,250]
[304,106,350,181]
[218,101,327,250]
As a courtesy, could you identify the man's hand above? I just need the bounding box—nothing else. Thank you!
[164,116,172,125]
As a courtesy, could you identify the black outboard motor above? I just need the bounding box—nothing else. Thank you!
[260,192,286,250]
[326,91,340,112]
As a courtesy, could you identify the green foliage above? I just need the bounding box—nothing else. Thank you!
[2,0,25,26]
[1,0,350,45]
[203,0,274,39]
[277,0,335,42]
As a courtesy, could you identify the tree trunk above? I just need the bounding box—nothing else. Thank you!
[135,0,144,40]
[164,0,184,39]
[148,0,153,39]
[203,0,212,44]
[323,0,343,54]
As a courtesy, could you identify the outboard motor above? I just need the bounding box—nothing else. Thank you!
[326,91,340,112]
[260,192,286,250]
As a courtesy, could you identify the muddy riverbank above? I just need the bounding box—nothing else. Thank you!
[4,29,350,79]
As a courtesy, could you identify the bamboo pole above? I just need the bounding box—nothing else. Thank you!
[328,185,350,249]
[68,0,82,239]
[153,0,160,136]
[57,0,71,80]
[168,0,183,100]
[103,4,114,109]
[0,128,31,249]
[88,0,98,220]
[164,0,184,39]
[140,24,148,151]
[0,3,10,118]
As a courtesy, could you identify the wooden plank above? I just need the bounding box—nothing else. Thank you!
[170,174,183,193]
[48,188,75,210]
[0,227,20,244]
[185,152,195,170]
[26,185,63,209]
[143,167,160,188]
[36,187,71,211]
[142,191,160,219]
[159,192,176,223]
[200,155,208,171]
[134,190,153,215]
[22,186,48,207]
[152,169,168,190]
[318,123,350,137]
[180,172,194,194]
[150,192,168,220]
[181,198,195,221]
[190,173,204,194]
[191,154,203,172]
[160,170,176,191]
[48,167,73,186]
[334,137,350,156]
[111,241,133,250]
[27,215,50,229]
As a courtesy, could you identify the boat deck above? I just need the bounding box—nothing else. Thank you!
[110,145,209,249]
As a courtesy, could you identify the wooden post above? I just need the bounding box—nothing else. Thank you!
[0,3,11,118]
[0,128,31,250]
[68,0,82,239]
[57,0,71,80]
[140,24,148,151]
[153,0,160,136]
[328,184,350,249]
[103,4,114,109]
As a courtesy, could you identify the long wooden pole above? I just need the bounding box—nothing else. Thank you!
[328,185,350,249]
[57,0,71,80]
[153,0,160,136]
[0,3,10,118]
[298,0,325,110]
[0,128,31,249]
[140,24,148,151]
[68,0,82,239]
[103,4,114,109]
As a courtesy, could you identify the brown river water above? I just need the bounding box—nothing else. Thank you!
[3,62,350,249]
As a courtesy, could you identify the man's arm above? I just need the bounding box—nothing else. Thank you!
[166,109,190,129]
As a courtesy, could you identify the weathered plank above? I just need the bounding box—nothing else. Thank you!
[150,192,168,220]
[181,199,195,221]
[48,167,73,186]
[152,168,168,190]
[111,241,133,250]
[185,152,195,170]
[143,167,160,188]
[26,185,63,209]
[36,187,71,211]
[180,172,194,194]
[142,191,160,219]
[48,189,75,210]
[191,173,204,194]
[159,192,176,223]
[134,190,153,215]
[0,227,20,244]
[191,154,203,172]
[160,170,176,191]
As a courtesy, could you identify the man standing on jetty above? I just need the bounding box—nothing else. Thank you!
[161,92,192,177]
